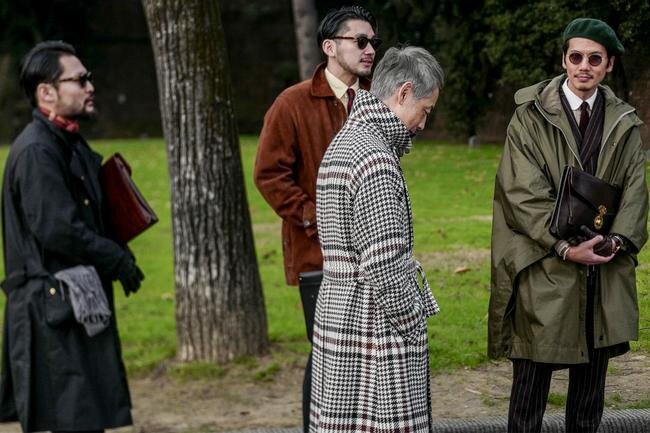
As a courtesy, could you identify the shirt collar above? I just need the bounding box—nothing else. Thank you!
[324,67,360,99]
[562,79,598,110]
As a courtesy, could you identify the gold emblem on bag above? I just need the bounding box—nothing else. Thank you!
[594,205,607,230]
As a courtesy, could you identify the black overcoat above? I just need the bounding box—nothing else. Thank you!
[0,110,133,432]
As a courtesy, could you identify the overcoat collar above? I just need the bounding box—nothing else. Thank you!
[349,89,412,157]
[32,109,103,205]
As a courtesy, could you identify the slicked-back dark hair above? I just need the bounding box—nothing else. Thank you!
[317,6,377,48]
[19,40,76,107]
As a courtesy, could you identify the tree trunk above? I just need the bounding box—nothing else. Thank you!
[141,0,268,363]
[291,0,320,81]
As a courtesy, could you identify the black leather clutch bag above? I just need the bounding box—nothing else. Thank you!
[550,166,622,240]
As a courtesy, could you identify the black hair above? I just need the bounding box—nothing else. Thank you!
[19,40,76,107]
[317,6,377,48]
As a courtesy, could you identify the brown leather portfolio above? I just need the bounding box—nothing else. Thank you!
[100,153,158,244]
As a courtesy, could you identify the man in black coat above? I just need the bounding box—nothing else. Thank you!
[0,41,144,433]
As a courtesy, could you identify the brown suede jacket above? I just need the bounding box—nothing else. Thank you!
[255,63,371,285]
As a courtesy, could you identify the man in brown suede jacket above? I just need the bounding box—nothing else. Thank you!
[254,5,378,432]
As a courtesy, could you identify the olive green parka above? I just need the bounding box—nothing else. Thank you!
[489,74,648,364]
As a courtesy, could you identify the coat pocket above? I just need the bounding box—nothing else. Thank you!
[43,278,74,326]
[377,280,425,343]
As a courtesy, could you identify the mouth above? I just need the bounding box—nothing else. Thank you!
[84,98,96,111]
[360,58,374,67]
[576,74,593,81]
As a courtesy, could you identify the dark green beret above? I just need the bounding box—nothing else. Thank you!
[563,18,624,55]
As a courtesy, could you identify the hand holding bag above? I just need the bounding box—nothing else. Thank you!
[550,166,622,240]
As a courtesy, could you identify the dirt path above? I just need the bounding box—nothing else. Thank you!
[134,352,650,432]
[0,352,647,433]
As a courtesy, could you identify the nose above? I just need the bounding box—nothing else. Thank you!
[86,80,95,93]
[418,116,427,131]
[363,43,376,56]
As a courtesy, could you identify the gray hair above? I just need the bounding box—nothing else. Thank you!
[370,46,444,101]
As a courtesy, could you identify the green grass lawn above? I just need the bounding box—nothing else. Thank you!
[0,137,648,375]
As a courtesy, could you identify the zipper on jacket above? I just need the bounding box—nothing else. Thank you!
[601,108,635,152]
[534,101,583,171]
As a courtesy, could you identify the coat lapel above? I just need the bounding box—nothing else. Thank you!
[537,76,582,167]
[33,111,104,219]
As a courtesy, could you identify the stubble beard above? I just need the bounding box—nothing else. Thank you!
[71,102,98,121]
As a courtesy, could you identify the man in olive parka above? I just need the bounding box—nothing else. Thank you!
[489,19,647,433]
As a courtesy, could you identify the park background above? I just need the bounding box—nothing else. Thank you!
[0,0,649,432]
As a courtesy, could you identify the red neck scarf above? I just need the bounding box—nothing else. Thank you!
[38,107,80,133]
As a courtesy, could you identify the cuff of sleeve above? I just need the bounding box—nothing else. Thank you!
[611,233,629,252]
[554,240,571,260]
[302,201,316,228]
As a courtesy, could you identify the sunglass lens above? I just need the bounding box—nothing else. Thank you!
[356,36,369,50]
[370,37,382,49]
[588,55,603,66]
[75,73,89,87]
[569,53,583,65]
[568,53,603,67]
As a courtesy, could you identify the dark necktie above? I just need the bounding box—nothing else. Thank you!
[579,101,590,137]
[346,88,355,114]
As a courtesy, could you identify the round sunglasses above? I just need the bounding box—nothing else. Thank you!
[567,52,604,67]
[331,35,382,50]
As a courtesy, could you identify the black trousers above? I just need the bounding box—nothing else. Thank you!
[298,271,322,433]
[508,268,610,433]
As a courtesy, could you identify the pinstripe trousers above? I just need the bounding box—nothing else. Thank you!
[508,270,610,433]
[507,351,609,433]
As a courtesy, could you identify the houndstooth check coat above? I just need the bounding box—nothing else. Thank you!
[311,89,440,433]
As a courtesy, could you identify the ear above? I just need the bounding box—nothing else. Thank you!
[606,56,615,73]
[36,82,57,105]
[397,82,413,105]
[561,53,567,71]
[322,39,336,58]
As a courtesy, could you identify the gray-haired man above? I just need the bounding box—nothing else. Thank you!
[311,46,443,433]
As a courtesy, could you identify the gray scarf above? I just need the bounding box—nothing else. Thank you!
[54,265,111,337]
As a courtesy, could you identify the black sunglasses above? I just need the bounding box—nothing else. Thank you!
[57,71,93,87]
[568,52,604,67]
[331,35,382,50]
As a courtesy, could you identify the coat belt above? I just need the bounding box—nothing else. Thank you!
[410,258,440,317]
